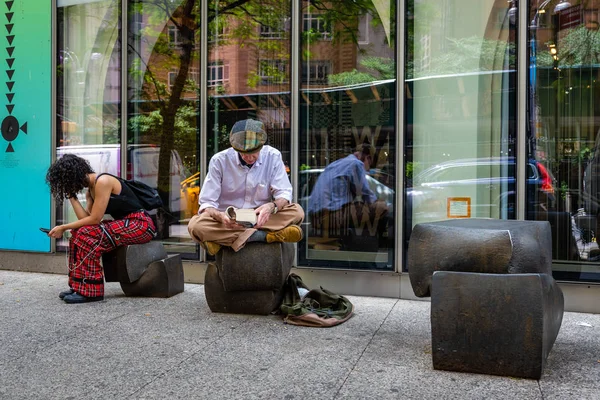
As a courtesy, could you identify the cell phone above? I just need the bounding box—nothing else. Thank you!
[39,228,50,234]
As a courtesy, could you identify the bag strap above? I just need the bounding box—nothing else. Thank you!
[95,173,142,209]
[280,273,309,315]
[97,172,122,181]
[72,276,104,285]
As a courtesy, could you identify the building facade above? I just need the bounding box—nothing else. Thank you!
[2,0,600,311]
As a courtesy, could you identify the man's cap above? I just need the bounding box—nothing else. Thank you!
[229,119,267,154]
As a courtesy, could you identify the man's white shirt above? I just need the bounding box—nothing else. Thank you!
[198,145,292,213]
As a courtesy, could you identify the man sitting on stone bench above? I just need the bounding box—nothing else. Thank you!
[187,119,304,254]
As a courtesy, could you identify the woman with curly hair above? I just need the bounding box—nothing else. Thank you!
[45,154,156,304]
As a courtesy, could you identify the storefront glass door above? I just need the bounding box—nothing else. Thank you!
[529,0,600,282]
[298,0,397,270]
[404,0,518,267]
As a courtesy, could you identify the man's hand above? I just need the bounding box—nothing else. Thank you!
[254,203,274,229]
[205,207,244,229]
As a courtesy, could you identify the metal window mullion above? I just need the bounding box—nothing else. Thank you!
[120,0,128,177]
[396,0,405,273]
[516,0,527,220]
[200,0,207,178]
[291,0,299,266]
[199,0,208,260]
[51,0,57,253]
[200,0,207,168]
[291,0,299,203]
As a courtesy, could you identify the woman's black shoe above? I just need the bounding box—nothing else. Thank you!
[58,289,75,299]
[62,292,104,304]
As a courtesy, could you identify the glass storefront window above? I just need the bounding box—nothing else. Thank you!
[127,0,200,256]
[56,0,122,250]
[529,0,600,282]
[205,0,292,261]
[405,0,518,268]
[48,0,600,286]
[206,0,292,164]
[299,0,396,270]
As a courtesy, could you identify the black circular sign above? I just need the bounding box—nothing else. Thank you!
[1,115,18,142]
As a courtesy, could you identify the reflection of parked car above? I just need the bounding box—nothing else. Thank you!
[408,157,556,220]
[57,144,189,220]
[176,168,395,221]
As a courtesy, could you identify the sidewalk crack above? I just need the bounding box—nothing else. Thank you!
[124,317,253,398]
[333,298,400,398]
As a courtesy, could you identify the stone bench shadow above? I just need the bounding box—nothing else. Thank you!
[102,241,184,298]
[204,242,294,315]
[408,218,564,379]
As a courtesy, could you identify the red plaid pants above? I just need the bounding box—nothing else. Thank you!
[68,210,156,298]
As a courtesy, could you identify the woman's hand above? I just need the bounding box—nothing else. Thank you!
[48,225,67,239]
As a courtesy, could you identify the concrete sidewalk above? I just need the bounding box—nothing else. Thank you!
[1,270,599,399]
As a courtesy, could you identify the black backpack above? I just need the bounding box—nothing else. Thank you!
[99,173,163,211]
[124,179,163,211]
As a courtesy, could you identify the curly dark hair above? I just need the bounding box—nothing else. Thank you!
[46,154,94,203]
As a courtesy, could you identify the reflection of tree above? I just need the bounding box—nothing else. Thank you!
[328,57,395,85]
[405,3,517,78]
[104,105,197,172]
[301,0,393,45]
[416,36,515,77]
[128,0,199,236]
[133,0,394,153]
[206,0,395,149]
[212,0,394,89]
[532,26,600,128]
[134,106,197,173]
[131,0,394,234]
[537,26,600,66]
[405,1,438,79]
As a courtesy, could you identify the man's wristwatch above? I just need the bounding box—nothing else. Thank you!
[271,202,278,214]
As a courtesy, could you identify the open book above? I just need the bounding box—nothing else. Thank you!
[225,206,257,228]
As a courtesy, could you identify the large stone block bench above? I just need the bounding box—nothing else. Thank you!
[408,219,564,379]
[205,242,294,315]
[102,241,184,298]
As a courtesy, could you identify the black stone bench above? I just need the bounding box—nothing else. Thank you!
[102,241,184,298]
[408,219,564,379]
[204,242,294,315]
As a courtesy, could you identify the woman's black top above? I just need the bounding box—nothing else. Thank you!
[96,173,143,220]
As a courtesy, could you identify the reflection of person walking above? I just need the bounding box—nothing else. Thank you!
[307,144,389,245]
[187,119,304,255]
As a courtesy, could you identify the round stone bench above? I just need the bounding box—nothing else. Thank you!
[205,242,294,315]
